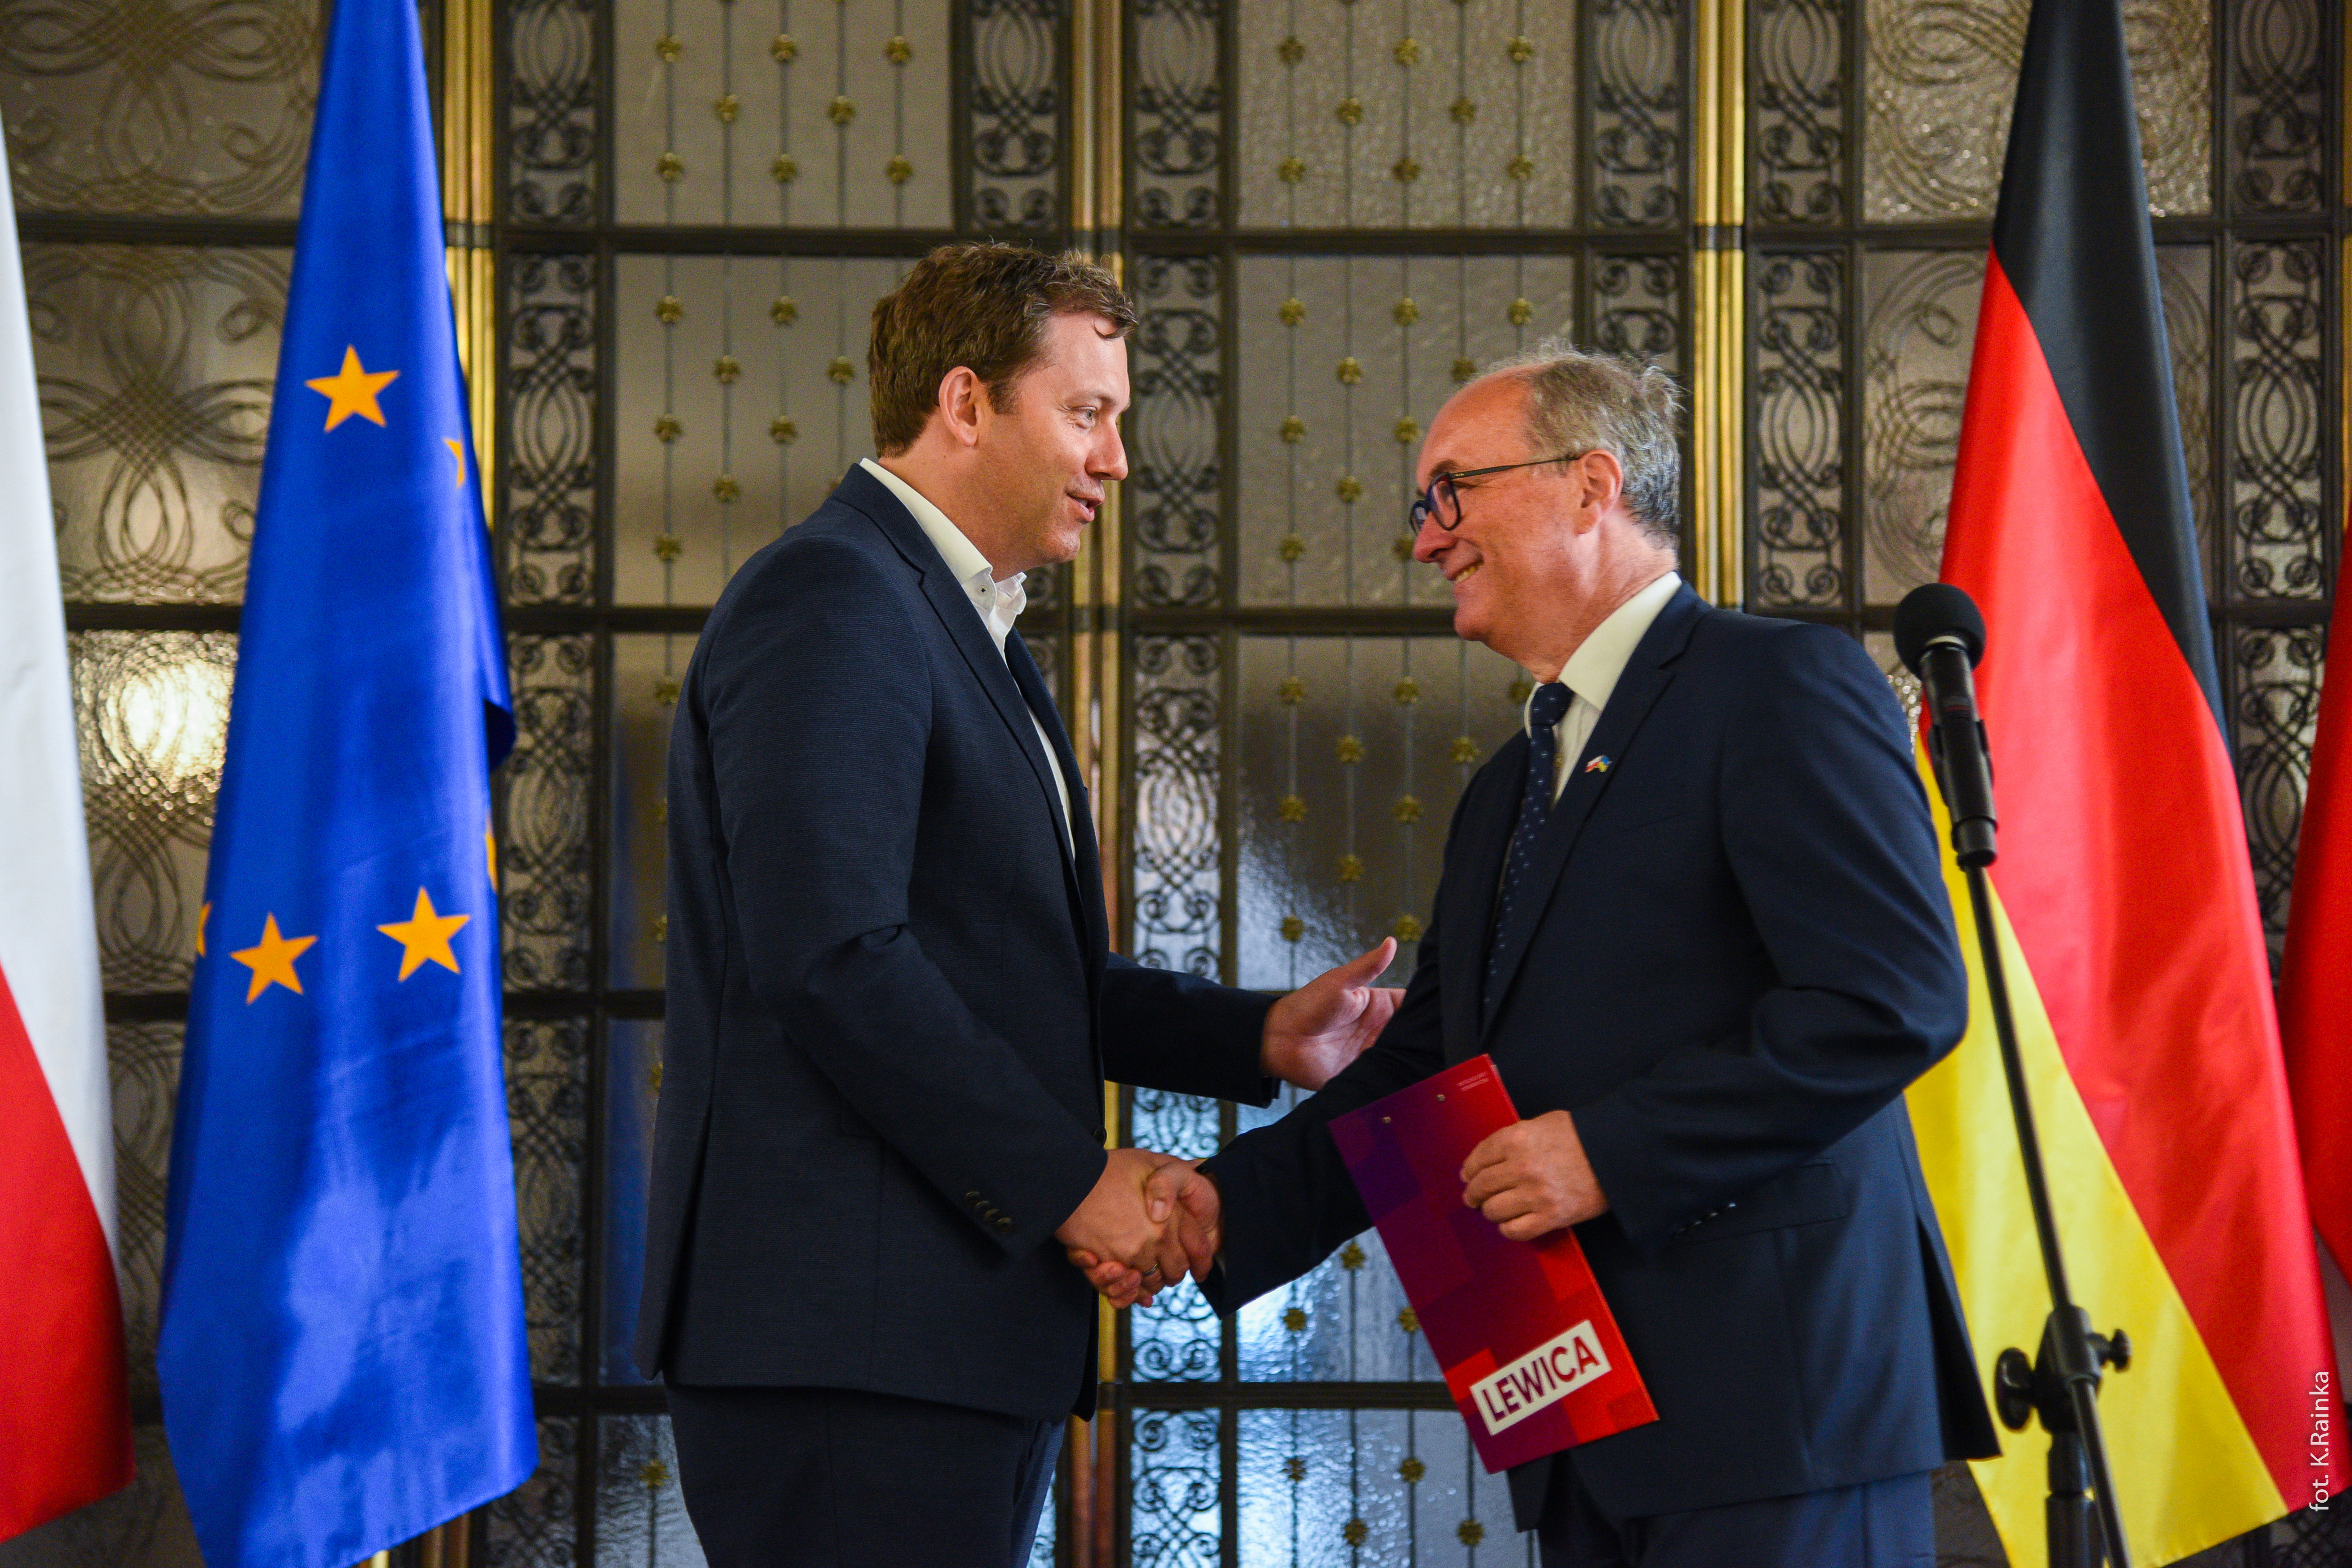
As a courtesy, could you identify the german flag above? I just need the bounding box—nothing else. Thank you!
[1900,0,2340,1560]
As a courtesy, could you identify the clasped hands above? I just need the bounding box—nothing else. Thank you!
[1067,1108,1611,1308]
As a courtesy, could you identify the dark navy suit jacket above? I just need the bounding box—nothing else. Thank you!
[1201,585,2000,1524]
[635,465,1275,1421]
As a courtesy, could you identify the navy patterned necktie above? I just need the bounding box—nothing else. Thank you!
[1486,681,1575,1011]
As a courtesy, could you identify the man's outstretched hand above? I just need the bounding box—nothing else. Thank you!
[1054,1147,1194,1296]
[1262,938,1404,1091]
[1067,1159,1223,1308]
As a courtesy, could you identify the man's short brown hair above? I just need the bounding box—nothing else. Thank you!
[867,243,1138,455]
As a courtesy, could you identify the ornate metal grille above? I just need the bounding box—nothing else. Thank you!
[6,0,2345,1564]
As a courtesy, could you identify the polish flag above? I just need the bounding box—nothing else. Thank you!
[0,156,134,1538]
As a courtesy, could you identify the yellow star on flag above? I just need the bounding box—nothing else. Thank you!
[306,345,400,431]
[445,437,466,487]
[232,914,318,1003]
[378,887,470,981]
[196,901,209,957]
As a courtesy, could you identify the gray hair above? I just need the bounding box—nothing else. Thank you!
[1479,339,1683,552]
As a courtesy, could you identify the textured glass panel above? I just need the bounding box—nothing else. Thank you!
[1861,0,2211,222]
[507,252,597,607]
[1589,0,1684,229]
[110,1021,180,1405]
[0,1426,202,1568]
[30,245,284,603]
[1128,1087,1222,1382]
[2227,0,2324,213]
[971,0,1061,232]
[1026,1490,1056,1568]
[1236,635,1524,993]
[485,1417,581,1568]
[1750,250,1845,610]
[504,634,593,990]
[614,0,951,228]
[1859,248,1980,608]
[1134,0,1221,229]
[2226,239,2325,601]
[1235,0,1575,229]
[615,253,906,606]
[509,1017,588,1385]
[1752,0,1845,224]
[1237,1216,1437,1383]
[1131,253,1224,608]
[605,1021,663,1384]
[1133,633,1221,976]
[1236,254,1576,608]
[510,0,598,223]
[1131,1408,1221,1567]
[0,0,316,215]
[2235,623,2322,970]
[1235,1408,1529,1565]
[598,1416,707,1567]
[612,633,697,986]
[72,631,234,992]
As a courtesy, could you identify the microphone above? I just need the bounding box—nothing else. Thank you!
[1894,583,1997,868]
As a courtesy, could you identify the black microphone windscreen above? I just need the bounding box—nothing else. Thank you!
[1893,582,1987,674]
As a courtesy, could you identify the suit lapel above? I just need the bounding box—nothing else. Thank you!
[836,467,1077,868]
[1441,751,1519,1057]
[1005,631,1113,968]
[1481,587,1709,1034]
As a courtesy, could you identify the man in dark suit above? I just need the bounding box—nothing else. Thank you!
[636,244,1399,1568]
[1085,346,1999,1564]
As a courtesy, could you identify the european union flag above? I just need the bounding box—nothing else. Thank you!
[158,0,533,1559]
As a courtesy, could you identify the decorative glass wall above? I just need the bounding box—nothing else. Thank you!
[4,0,2347,1565]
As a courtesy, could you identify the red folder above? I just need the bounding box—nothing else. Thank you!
[1328,1055,1658,1472]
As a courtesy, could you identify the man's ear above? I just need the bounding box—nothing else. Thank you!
[1574,449,1626,528]
[935,365,986,449]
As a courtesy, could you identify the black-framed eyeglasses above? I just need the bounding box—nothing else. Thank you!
[1409,453,1583,533]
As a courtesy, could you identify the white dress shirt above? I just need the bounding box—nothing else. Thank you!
[1526,571,1683,803]
[860,458,1075,848]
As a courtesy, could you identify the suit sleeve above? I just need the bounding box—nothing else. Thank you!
[1571,624,1969,1258]
[1101,955,1277,1107]
[1190,784,1487,1313]
[702,540,1105,1256]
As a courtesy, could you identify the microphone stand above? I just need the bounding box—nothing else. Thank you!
[1927,704,2134,1568]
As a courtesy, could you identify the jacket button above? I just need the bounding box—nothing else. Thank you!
[993,1216,1014,1233]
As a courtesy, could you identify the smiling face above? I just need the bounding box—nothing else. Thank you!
[1410,375,1601,667]
[970,309,1131,575]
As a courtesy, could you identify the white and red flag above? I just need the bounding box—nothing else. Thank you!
[0,155,134,1537]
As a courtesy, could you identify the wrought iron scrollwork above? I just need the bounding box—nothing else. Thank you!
[1132,0,1220,229]
[507,0,596,224]
[108,1021,181,1403]
[2233,624,2322,971]
[502,635,593,992]
[505,1016,588,1385]
[1752,252,1845,609]
[1128,1087,1223,1382]
[2227,0,2323,213]
[484,1417,580,1568]
[1590,0,1684,228]
[1132,635,1220,979]
[2227,240,2324,601]
[1591,253,1682,369]
[1861,249,1980,605]
[1130,1408,1221,1566]
[506,253,596,606]
[1131,254,1221,609]
[1752,0,1843,223]
[970,0,1059,230]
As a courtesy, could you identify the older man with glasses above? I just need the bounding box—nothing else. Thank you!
[1084,342,2000,1567]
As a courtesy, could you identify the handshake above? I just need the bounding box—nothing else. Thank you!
[1053,1149,1223,1309]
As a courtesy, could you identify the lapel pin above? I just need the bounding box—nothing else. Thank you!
[1583,756,1612,774]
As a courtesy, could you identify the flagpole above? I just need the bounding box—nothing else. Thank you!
[1901,582,2134,1568]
